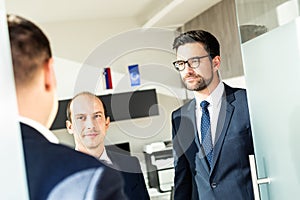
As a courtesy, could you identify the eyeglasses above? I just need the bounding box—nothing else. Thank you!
[173,55,210,71]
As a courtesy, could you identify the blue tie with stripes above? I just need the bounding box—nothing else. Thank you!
[200,100,213,167]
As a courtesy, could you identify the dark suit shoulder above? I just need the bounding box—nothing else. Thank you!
[107,150,142,173]
[223,83,249,107]
[224,83,247,96]
[172,99,195,119]
[21,123,101,168]
[20,123,111,200]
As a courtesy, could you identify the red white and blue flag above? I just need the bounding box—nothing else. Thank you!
[104,67,113,89]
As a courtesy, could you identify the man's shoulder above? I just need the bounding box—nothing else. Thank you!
[19,123,125,200]
[224,83,247,96]
[223,84,250,114]
[108,150,142,173]
[20,123,102,168]
[172,99,195,118]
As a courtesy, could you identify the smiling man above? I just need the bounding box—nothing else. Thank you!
[66,92,150,200]
[66,93,109,158]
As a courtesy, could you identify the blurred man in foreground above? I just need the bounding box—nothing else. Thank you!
[8,14,126,200]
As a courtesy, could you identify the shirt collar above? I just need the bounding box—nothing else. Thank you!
[19,116,59,144]
[99,147,113,164]
[195,81,224,108]
[74,145,112,164]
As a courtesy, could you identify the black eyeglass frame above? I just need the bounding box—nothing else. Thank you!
[173,55,211,71]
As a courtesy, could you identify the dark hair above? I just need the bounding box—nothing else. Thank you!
[173,30,220,58]
[66,92,109,122]
[7,14,52,86]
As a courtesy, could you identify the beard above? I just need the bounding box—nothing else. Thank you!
[182,73,213,91]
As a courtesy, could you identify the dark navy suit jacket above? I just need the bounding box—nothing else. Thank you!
[172,84,254,200]
[107,150,150,200]
[20,123,126,200]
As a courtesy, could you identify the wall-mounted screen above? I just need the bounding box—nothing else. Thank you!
[50,89,159,130]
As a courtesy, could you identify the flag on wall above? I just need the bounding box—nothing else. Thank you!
[104,67,113,89]
[128,64,140,86]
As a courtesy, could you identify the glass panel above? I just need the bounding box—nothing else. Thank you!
[241,16,300,199]
[0,1,29,199]
[236,0,300,43]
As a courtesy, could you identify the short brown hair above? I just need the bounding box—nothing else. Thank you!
[173,30,220,59]
[7,14,52,86]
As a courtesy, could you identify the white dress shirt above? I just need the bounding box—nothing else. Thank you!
[194,82,224,146]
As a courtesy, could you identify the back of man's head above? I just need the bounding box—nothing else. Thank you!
[8,14,58,128]
[7,14,52,87]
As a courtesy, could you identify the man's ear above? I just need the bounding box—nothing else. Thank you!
[44,58,56,91]
[212,56,221,72]
[66,120,73,134]
[105,117,110,130]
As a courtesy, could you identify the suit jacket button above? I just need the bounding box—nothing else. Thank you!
[211,183,217,188]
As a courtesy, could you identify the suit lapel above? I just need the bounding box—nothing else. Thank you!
[210,85,235,174]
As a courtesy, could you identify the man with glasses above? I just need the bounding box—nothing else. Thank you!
[171,30,254,199]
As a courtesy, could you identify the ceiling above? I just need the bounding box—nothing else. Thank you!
[5,0,221,28]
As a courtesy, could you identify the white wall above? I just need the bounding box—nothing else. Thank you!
[39,18,140,62]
